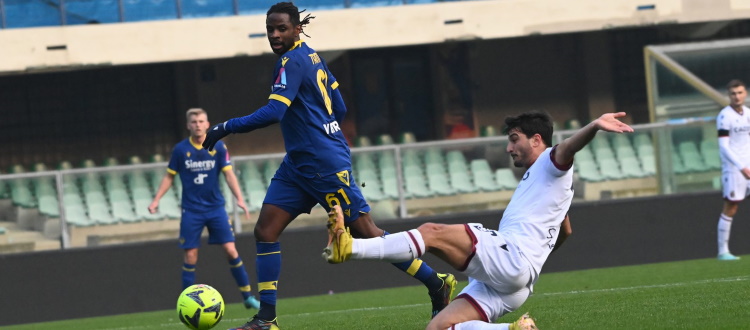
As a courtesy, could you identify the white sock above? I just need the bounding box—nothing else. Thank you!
[351,229,425,262]
[452,321,509,329]
[718,214,733,255]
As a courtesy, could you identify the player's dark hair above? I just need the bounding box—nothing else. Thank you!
[267,2,315,38]
[727,79,745,90]
[503,111,554,147]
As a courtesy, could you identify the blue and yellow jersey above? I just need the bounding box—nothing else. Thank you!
[270,40,351,177]
[167,138,232,212]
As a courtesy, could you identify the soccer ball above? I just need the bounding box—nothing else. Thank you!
[176,284,225,330]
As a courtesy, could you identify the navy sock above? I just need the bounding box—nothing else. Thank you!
[182,263,196,290]
[229,257,252,300]
[384,230,443,292]
[256,242,281,321]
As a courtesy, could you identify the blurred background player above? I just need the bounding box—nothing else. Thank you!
[324,112,634,329]
[715,79,749,261]
[202,2,456,329]
[148,108,261,309]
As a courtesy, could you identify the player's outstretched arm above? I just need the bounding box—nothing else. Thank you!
[202,100,288,151]
[555,112,634,166]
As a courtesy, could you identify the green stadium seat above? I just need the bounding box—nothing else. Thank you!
[494,168,519,190]
[575,158,604,182]
[377,134,394,145]
[671,151,688,174]
[470,159,500,191]
[104,157,119,167]
[446,153,476,193]
[64,202,93,227]
[85,191,116,225]
[263,159,280,183]
[58,161,73,170]
[380,165,399,199]
[399,132,416,144]
[619,156,646,178]
[480,125,498,137]
[700,140,721,170]
[243,177,267,212]
[425,163,455,196]
[597,156,625,180]
[354,136,372,148]
[423,147,445,166]
[678,141,708,172]
[353,152,377,173]
[640,154,657,176]
[403,165,432,198]
[81,159,96,168]
[9,168,36,208]
[35,176,60,217]
[356,168,385,201]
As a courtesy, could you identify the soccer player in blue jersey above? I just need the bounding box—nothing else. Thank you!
[202,3,456,329]
[148,108,261,310]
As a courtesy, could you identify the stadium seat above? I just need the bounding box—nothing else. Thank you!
[446,152,476,193]
[671,151,688,174]
[480,125,498,137]
[574,158,604,182]
[425,163,455,196]
[243,176,267,212]
[678,141,708,172]
[619,156,646,178]
[640,154,657,176]
[355,136,372,148]
[356,168,385,201]
[81,159,97,168]
[494,168,519,190]
[8,165,36,208]
[403,166,433,198]
[377,134,394,145]
[400,132,417,144]
[354,152,377,173]
[104,157,119,167]
[700,140,721,170]
[470,159,500,191]
[423,147,445,166]
[263,159,281,183]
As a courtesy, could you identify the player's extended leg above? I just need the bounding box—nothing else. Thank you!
[182,248,198,289]
[220,242,260,309]
[718,200,741,260]
[229,204,292,330]
[329,205,464,317]
[346,212,458,318]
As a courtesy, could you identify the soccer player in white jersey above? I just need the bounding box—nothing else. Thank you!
[323,111,633,329]
[715,79,750,261]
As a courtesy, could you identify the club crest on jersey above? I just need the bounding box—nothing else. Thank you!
[337,170,350,186]
[273,68,287,89]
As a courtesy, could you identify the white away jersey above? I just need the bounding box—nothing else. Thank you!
[717,105,750,170]
[498,146,573,276]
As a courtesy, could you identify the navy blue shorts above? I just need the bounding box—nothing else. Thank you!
[179,207,235,249]
[264,161,371,223]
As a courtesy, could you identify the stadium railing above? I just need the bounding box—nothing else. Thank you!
[0,118,721,253]
[0,0,479,29]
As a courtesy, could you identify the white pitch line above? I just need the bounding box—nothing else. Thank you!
[99,276,749,329]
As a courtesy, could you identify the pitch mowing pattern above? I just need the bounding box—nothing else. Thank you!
[5,256,748,329]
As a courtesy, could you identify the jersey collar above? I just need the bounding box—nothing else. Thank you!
[189,136,204,150]
[288,39,304,52]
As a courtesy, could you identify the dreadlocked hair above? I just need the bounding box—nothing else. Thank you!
[267,2,316,38]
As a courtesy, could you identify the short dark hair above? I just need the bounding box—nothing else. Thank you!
[727,79,745,90]
[267,2,315,37]
[503,111,554,147]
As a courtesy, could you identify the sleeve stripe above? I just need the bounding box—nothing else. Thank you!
[166,168,177,175]
[222,165,233,172]
[718,129,729,137]
[331,81,339,90]
[269,94,291,106]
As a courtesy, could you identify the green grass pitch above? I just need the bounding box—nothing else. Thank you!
[4,256,748,329]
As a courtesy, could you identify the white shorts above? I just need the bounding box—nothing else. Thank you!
[722,169,750,201]
[454,223,533,322]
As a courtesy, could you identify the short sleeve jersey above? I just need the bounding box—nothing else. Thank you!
[498,146,574,275]
[717,105,750,170]
[269,40,351,177]
[167,138,231,212]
